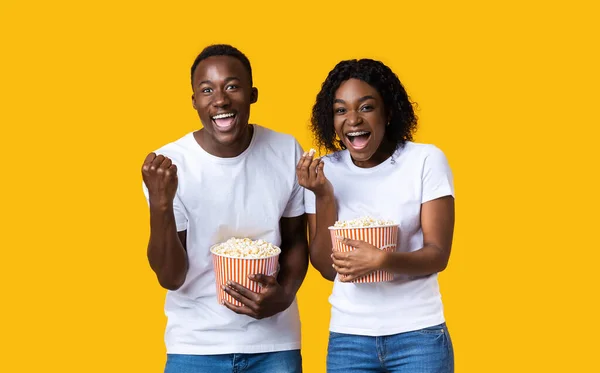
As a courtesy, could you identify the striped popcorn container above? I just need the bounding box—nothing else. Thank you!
[329,224,399,283]
[210,245,280,307]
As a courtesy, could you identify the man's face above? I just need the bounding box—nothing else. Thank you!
[191,55,258,148]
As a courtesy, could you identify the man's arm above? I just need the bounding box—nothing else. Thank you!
[142,152,189,290]
[277,214,309,302]
[222,214,308,319]
[147,207,188,290]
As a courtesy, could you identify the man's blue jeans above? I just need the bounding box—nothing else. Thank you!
[164,349,302,373]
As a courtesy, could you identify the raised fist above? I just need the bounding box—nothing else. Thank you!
[141,152,178,206]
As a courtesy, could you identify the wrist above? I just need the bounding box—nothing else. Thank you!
[279,280,297,306]
[149,199,173,213]
[315,190,334,201]
[377,250,391,271]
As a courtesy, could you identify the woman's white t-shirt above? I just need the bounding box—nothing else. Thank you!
[305,142,454,336]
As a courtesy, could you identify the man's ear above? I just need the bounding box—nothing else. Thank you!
[192,94,197,110]
[250,87,258,104]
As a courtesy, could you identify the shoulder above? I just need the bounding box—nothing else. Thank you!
[320,149,348,166]
[151,133,194,163]
[254,125,299,148]
[399,142,447,161]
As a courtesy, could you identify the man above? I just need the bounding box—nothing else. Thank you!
[141,44,308,373]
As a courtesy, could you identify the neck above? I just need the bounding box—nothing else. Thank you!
[194,125,254,158]
[352,139,396,168]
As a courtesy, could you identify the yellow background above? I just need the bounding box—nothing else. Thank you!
[1,0,599,371]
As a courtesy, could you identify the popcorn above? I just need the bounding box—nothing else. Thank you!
[333,216,396,228]
[210,237,281,258]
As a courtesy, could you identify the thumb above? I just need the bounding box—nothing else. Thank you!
[249,273,278,286]
[317,163,328,182]
[337,237,361,248]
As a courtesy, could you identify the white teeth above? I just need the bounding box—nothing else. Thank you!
[212,113,235,120]
[347,131,370,137]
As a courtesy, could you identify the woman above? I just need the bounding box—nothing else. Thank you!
[297,59,455,372]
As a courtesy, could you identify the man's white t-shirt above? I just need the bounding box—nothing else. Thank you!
[305,142,454,336]
[143,125,305,355]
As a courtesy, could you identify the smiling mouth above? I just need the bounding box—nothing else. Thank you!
[211,112,237,130]
[346,131,371,150]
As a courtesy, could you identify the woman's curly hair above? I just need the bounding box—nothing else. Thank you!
[311,59,418,154]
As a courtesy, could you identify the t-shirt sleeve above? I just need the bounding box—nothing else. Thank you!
[421,146,455,203]
[283,140,306,218]
[304,188,316,214]
[142,182,189,232]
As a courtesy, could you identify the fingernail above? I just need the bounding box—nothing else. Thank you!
[227,281,232,286]
[309,148,316,156]
[302,151,308,157]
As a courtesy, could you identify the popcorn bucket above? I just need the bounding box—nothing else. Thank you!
[329,224,399,283]
[210,244,280,306]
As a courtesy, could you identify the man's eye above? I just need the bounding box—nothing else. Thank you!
[202,88,212,93]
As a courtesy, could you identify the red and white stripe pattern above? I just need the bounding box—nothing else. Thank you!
[212,253,280,306]
[330,225,399,283]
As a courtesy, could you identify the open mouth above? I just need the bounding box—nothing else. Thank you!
[346,131,371,150]
[211,112,237,131]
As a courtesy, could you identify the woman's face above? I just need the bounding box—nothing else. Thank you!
[333,78,389,167]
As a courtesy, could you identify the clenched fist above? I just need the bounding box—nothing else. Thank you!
[141,152,178,206]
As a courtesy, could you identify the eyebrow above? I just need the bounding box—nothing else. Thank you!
[197,77,241,86]
[333,95,376,104]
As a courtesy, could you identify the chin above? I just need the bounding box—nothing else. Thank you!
[216,127,248,143]
[214,133,240,146]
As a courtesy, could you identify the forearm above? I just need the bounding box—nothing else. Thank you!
[147,203,188,290]
[310,194,338,281]
[277,231,309,302]
[381,243,450,276]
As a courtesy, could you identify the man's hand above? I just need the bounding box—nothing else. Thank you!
[142,152,178,206]
[222,274,293,319]
[331,237,387,282]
